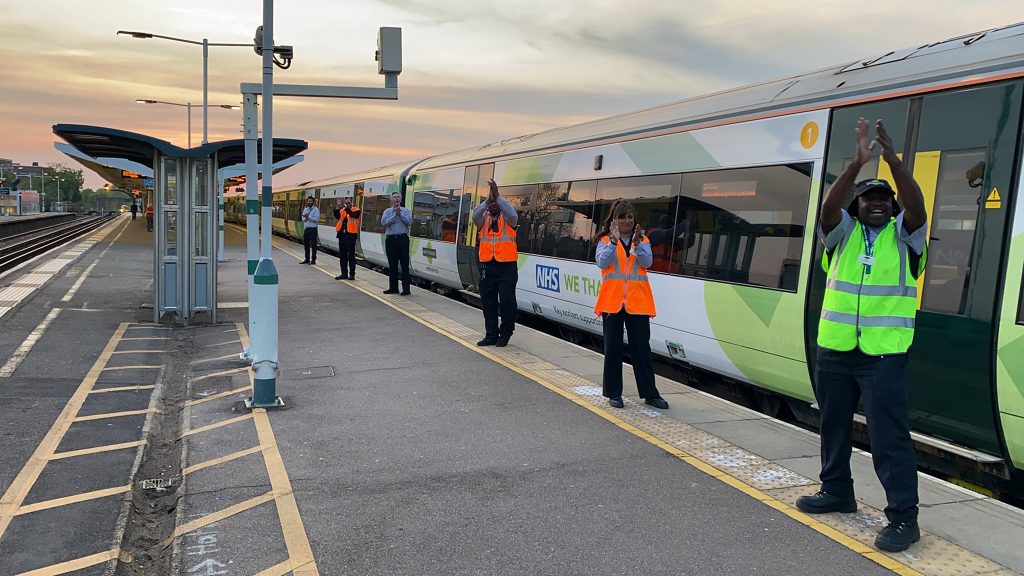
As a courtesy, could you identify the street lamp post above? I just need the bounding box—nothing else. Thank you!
[117,31,250,145]
[56,178,63,211]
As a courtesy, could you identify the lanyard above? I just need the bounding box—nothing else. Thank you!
[861,224,875,275]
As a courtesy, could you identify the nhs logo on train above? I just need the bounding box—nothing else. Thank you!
[535,264,560,292]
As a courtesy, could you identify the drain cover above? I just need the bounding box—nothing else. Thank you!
[281,366,336,380]
[140,477,174,491]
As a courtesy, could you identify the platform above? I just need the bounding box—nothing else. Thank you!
[0,217,1021,575]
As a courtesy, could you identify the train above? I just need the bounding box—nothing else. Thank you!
[226,22,1024,500]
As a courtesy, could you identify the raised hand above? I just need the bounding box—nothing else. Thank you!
[633,226,643,243]
[853,117,872,167]
[487,179,499,202]
[873,119,899,164]
[609,223,620,243]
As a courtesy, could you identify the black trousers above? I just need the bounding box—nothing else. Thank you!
[303,228,318,263]
[479,260,518,340]
[338,235,357,276]
[815,348,918,522]
[602,310,659,400]
[385,234,410,291]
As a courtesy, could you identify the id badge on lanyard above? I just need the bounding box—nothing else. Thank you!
[860,224,875,274]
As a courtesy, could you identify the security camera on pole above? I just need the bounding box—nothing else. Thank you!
[241,1,401,410]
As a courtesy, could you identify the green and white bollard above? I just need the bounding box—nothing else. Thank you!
[246,257,284,409]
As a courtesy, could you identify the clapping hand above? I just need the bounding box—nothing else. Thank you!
[873,120,899,165]
[609,223,621,243]
[487,179,499,203]
[633,227,643,243]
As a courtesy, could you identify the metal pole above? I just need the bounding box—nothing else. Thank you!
[187,103,192,149]
[240,92,258,360]
[217,176,226,262]
[40,172,45,212]
[203,38,209,145]
[247,0,282,409]
[56,179,61,207]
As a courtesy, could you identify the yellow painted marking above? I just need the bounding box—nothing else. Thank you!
[90,385,156,394]
[16,485,131,515]
[800,121,819,149]
[102,365,162,371]
[325,270,927,576]
[0,324,128,540]
[49,440,146,460]
[120,337,171,341]
[201,339,242,349]
[185,386,252,407]
[238,323,320,576]
[254,560,294,576]
[73,408,155,422]
[180,413,254,438]
[190,353,241,364]
[126,325,171,330]
[164,491,275,544]
[111,350,163,355]
[183,446,264,476]
[189,366,248,383]
[15,548,132,575]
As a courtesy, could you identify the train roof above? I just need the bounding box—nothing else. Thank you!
[275,160,423,193]
[415,22,1024,172]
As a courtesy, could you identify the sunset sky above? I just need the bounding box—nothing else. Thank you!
[2,1,1022,189]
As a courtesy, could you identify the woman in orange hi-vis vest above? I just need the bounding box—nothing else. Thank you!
[594,200,668,410]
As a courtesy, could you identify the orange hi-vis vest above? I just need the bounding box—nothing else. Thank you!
[335,208,360,234]
[594,236,656,317]
[478,214,518,262]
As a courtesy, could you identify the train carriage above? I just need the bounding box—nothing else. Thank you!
[241,22,1024,497]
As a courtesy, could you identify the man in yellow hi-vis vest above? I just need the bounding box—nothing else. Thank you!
[796,118,928,554]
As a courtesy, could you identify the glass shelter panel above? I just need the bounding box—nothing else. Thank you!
[163,158,178,205]
[194,160,209,207]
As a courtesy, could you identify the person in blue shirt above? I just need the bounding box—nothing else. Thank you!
[300,196,320,264]
[381,192,413,295]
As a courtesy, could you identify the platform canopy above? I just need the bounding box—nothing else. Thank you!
[52,124,307,191]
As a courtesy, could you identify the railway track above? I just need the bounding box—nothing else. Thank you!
[0,214,117,274]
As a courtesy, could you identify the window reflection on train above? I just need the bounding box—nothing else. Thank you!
[498,163,810,292]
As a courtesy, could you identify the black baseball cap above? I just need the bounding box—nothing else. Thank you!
[853,178,895,198]
[848,178,900,215]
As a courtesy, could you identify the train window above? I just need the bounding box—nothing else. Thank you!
[411,189,458,241]
[495,184,537,254]
[361,194,391,234]
[914,84,1021,317]
[678,164,812,290]
[319,196,336,226]
[533,181,596,261]
[271,196,285,218]
[594,175,682,265]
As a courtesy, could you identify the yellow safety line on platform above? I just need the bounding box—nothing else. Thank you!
[16,485,132,516]
[89,385,156,394]
[180,413,253,438]
[237,323,320,576]
[15,548,132,576]
[296,248,926,576]
[190,352,241,364]
[185,385,251,407]
[188,366,248,383]
[182,446,264,476]
[101,365,162,371]
[163,491,276,545]
[49,440,146,460]
[72,408,155,422]
[254,559,294,576]
[0,323,128,540]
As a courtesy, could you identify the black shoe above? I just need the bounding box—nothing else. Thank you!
[383,289,398,294]
[875,520,920,552]
[477,337,497,346]
[311,261,317,265]
[795,490,857,514]
[335,274,348,280]
[608,397,624,408]
[495,337,509,347]
[645,397,669,409]
[400,289,411,296]
[301,260,310,264]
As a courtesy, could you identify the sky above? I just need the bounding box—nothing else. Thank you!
[2,1,1022,189]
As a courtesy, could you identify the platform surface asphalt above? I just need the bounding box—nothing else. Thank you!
[2,217,1023,575]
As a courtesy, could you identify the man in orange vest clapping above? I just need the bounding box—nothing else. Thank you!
[473,178,519,347]
[333,197,361,280]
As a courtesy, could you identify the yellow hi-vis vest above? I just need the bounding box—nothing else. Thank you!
[478,214,518,262]
[818,220,926,355]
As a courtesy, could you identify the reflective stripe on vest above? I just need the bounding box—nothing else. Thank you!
[478,214,518,262]
[335,209,360,234]
[817,220,926,355]
[594,237,656,317]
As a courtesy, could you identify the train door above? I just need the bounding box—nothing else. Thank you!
[811,82,1023,453]
[456,164,493,290]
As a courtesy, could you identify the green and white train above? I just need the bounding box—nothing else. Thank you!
[231,23,1024,499]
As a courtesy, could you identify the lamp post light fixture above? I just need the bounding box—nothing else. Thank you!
[135,99,239,149]
[117,30,251,145]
